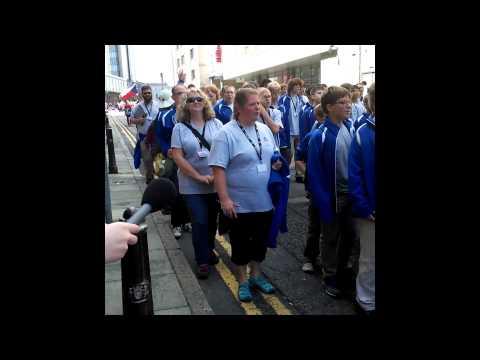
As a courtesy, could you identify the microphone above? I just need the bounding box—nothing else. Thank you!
[126,178,177,224]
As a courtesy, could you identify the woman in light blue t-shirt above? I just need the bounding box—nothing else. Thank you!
[209,88,282,302]
[171,89,223,279]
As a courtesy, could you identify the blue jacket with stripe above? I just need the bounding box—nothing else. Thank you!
[213,99,233,125]
[348,116,375,218]
[307,117,355,223]
[154,106,176,158]
[277,94,306,148]
[299,102,316,143]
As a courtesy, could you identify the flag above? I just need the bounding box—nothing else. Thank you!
[120,84,138,100]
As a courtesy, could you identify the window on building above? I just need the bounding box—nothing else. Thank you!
[109,45,121,77]
[190,48,194,60]
[181,55,185,65]
[191,69,195,80]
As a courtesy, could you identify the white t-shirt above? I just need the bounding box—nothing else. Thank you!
[256,107,283,148]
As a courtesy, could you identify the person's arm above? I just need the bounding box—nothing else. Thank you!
[171,148,211,185]
[212,166,237,219]
[259,105,280,134]
[348,132,372,220]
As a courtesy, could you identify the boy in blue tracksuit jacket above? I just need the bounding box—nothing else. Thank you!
[307,86,359,298]
[213,85,235,124]
[348,82,375,314]
[299,85,324,144]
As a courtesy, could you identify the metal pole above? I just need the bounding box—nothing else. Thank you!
[126,45,132,84]
[105,154,113,224]
[121,217,154,316]
[106,127,118,174]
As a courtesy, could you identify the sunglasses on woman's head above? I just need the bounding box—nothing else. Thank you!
[186,96,204,104]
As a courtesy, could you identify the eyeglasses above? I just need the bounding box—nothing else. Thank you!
[186,96,204,104]
[143,92,152,95]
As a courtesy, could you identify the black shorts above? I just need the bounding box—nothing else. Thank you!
[228,210,274,266]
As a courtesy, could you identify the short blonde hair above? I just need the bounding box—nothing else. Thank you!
[234,88,258,119]
[177,89,216,123]
[204,84,221,103]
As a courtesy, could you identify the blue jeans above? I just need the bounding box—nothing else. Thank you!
[183,193,219,265]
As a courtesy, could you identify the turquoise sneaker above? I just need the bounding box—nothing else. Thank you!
[238,281,252,302]
[249,276,275,294]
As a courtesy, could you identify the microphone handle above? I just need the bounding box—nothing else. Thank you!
[126,204,152,224]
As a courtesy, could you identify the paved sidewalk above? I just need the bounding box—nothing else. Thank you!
[105,112,213,315]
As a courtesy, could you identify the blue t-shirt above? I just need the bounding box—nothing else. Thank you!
[208,119,278,213]
[171,118,224,194]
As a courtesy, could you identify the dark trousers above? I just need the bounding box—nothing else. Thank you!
[303,198,323,262]
[321,194,358,279]
[280,147,292,167]
[183,193,219,265]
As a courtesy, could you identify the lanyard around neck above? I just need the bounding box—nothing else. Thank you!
[236,120,262,162]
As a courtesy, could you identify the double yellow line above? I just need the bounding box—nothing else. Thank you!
[214,235,292,315]
[110,115,137,148]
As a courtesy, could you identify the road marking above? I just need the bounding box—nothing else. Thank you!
[216,235,293,315]
[214,258,263,315]
[111,116,136,148]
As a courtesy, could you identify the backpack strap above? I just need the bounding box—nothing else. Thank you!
[182,122,211,151]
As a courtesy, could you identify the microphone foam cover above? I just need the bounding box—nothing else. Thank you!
[141,178,177,213]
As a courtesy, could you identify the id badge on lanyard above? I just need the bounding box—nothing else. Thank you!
[257,163,267,174]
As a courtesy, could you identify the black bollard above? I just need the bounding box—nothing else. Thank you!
[105,111,110,128]
[106,127,118,174]
[121,210,154,316]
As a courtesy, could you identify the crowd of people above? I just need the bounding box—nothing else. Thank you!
[111,70,375,315]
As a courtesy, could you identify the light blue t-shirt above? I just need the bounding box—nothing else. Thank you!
[171,118,224,195]
[336,122,353,193]
[208,119,278,213]
[289,95,302,136]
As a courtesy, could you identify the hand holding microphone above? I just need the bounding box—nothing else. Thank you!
[105,222,140,263]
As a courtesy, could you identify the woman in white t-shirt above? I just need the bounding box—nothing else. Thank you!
[171,89,224,279]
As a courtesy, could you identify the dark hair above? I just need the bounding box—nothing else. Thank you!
[361,81,367,86]
[141,85,152,93]
[242,81,258,89]
[287,78,304,94]
[259,78,271,87]
[171,84,186,95]
[321,86,351,115]
[368,82,375,114]
[320,84,328,89]
[187,84,196,89]
[340,83,353,92]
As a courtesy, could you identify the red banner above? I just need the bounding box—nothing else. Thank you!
[216,45,222,63]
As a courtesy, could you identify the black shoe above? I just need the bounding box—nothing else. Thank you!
[197,264,210,279]
[208,250,219,265]
[295,175,304,183]
[338,267,357,298]
[324,275,342,299]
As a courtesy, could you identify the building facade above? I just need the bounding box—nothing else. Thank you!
[218,45,375,89]
[172,45,214,88]
[105,45,135,104]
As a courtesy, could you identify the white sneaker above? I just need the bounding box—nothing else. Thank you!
[173,226,182,239]
[302,262,315,273]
